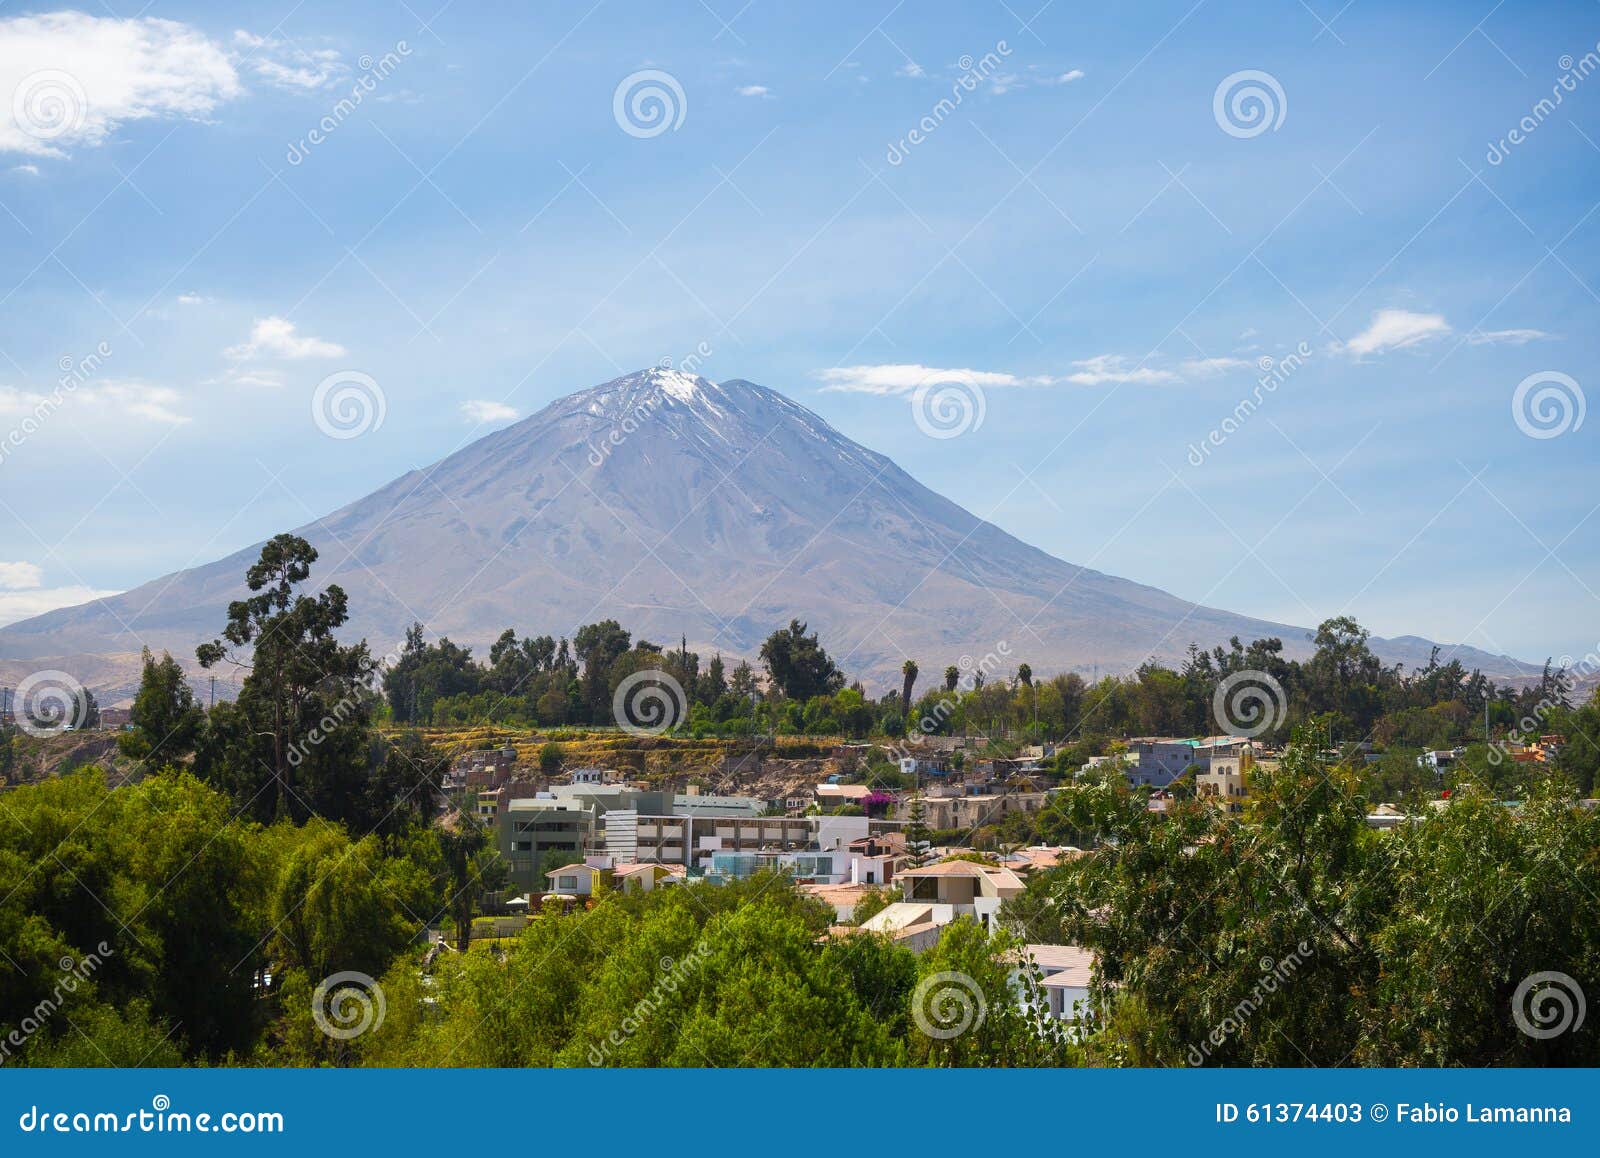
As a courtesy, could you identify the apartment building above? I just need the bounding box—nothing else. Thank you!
[497,796,596,891]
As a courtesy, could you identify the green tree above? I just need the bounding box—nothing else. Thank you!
[437,811,506,953]
[120,647,204,767]
[196,533,374,822]
[759,619,843,702]
[574,619,632,722]
[900,660,919,727]
[904,791,932,867]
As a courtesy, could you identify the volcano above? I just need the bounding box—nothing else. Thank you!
[0,368,1537,698]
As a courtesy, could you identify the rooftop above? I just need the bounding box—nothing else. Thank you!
[1020,944,1095,988]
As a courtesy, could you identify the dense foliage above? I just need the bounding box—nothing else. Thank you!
[371,602,1591,801]
[1011,722,1600,1066]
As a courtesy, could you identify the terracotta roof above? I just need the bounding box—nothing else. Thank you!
[900,860,991,878]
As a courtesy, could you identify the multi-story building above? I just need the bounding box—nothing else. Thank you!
[1124,736,1253,788]
[1196,753,1249,811]
[497,796,597,891]
[920,791,1050,831]
[498,784,906,884]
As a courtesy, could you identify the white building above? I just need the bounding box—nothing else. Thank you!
[1014,944,1095,1028]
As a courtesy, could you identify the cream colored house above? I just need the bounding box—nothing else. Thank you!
[857,860,1026,951]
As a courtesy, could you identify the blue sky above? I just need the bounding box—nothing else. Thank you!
[0,1,1594,665]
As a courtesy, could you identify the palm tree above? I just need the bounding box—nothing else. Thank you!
[900,660,919,726]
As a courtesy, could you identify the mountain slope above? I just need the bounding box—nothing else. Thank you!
[0,369,1538,697]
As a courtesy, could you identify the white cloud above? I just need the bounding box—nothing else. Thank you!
[460,399,519,424]
[1064,354,1179,386]
[895,61,925,79]
[737,84,771,98]
[820,356,1196,394]
[177,292,206,305]
[0,583,121,626]
[96,382,189,423]
[1,380,188,424]
[10,163,39,176]
[1338,308,1451,357]
[1465,327,1551,346]
[1056,69,1085,83]
[0,561,43,589]
[0,12,242,157]
[0,384,48,418]
[818,364,1047,395]
[232,31,346,91]
[225,316,347,360]
[220,370,285,388]
[1177,356,1253,376]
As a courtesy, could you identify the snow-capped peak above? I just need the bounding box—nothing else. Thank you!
[639,366,712,402]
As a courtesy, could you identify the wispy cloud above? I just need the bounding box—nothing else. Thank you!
[818,364,1050,395]
[96,382,189,423]
[232,31,346,91]
[1055,69,1085,83]
[224,316,347,360]
[2,381,188,423]
[1336,308,1451,357]
[1465,327,1551,346]
[9,163,39,176]
[1063,354,1180,386]
[461,399,518,424]
[0,12,242,157]
[737,84,771,98]
[217,370,284,389]
[820,355,1201,393]
[1178,356,1254,375]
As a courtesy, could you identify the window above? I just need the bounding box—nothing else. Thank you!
[557,875,579,890]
